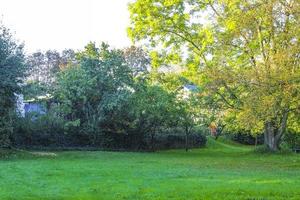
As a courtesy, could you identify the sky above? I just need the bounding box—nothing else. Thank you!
[0,0,132,53]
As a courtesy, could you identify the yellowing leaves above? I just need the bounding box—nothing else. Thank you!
[225,20,236,31]
[163,0,182,7]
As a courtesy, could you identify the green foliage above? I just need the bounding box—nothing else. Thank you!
[0,24,26,146]
[53,42,192,150]
[131,84,176,131]
[13,106,65,147]
[56,42,134,137]
[22,81,48,100]
[128,0,300,150]
[228,132,264,145]
[156,127,207,149]
[284,130,300,149]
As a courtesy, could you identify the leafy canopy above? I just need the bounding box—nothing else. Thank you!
[128,0,300,137]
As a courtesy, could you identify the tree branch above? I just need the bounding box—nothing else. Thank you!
[162,28,208,64]
[275,109,289,141]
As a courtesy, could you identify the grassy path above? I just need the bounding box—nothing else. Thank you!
[0,137,299,200]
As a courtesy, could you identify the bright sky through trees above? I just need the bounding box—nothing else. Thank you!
[0,0,132,53]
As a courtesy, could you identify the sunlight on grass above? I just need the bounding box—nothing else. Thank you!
[0,138,299,200]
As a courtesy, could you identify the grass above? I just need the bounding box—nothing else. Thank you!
[0,137,299,200]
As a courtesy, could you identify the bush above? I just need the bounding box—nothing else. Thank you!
[283,130,300,150]
[153,133,206,150]
[13,110,65,147]
[229,132,264,145]
[12,120,207,151]
[148,127,207,150]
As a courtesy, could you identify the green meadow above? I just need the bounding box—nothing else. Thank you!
[1,138,299,200]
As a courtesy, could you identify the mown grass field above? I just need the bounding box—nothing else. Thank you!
[0,138,299,200]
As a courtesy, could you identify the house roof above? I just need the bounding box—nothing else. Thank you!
[183,84,199,92]
[23,94,53,103]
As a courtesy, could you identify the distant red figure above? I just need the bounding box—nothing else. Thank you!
[209,122,217,139]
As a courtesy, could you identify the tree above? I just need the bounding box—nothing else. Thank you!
[177,89,202,151]
[25,49,74,95]
[128,0,300,151]
[152,73,205,151]
[25,48,76,97]
[0,25,26,146]
[55,42,135,143]
[61,49,76,68]
[55,42,184,149]
[123,46,150,77]
[131,83,177,151]
[26,51,47,86]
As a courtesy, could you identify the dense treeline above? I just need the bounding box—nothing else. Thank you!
[15,43,206,150]
[0,25,207,151]
[1,0,300,153]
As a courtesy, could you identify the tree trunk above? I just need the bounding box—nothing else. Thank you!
[185,126,189,152]
[255,135,258,147]
[264,121,278,151]
[264,110,289,151]
[151,132,155,152]
[150,126,156,152]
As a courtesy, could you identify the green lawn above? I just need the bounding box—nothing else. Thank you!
[0,138,300,200]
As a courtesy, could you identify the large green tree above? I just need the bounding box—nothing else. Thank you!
[55,42,134,142]
[128,0,300,151]
[130,83,177,150]
[0,25,26,146]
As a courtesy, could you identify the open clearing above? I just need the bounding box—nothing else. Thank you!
[0,138,299,200]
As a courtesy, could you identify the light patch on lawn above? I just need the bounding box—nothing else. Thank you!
[30,152,57,157]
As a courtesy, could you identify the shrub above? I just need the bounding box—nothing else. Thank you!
[283,130,300,150]
[229,132,264,145]
[148,127,207,150]
[0,115,14,148]
[12,120,207,151]
[13,109,65,147]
